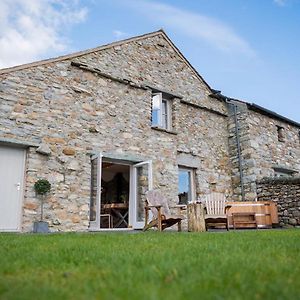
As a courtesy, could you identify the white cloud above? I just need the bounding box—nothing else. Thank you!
[112,30,128,39]
[0,0,88,69]
[273,0,287,6]
[126,1,256,57]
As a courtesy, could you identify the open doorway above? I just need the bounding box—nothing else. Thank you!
[90,154,153,230]
[100,162,130,229]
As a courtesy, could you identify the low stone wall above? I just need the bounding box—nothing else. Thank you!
[256,177,300,227]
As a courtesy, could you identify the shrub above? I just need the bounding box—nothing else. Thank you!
[34,179,51,195]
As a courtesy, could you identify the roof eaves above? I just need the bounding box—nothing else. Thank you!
[209,91,300,128]
[247,103,300,128]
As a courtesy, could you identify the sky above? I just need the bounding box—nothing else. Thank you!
[0,0,299,122]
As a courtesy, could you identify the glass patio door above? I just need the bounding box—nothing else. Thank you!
[89,153,102,229]
[130,161,153,229]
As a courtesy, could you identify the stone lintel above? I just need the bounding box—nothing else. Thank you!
[0,137,39,148]
[87,151,150,164]
[144,83,183,99]
[177,153,200,168]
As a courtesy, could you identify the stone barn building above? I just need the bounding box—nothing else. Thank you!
[0,30,299,232]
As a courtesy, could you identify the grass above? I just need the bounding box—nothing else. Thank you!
[0,230,300,300]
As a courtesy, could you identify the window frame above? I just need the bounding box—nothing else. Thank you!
[151,92,172,130]
[273,166,297,178]
[178,166,196,205]
[276,125,285,142]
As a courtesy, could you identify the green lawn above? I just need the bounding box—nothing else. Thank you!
[0,230,300,300]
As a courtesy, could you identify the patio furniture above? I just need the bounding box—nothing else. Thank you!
[187,202,206,232]
[232,212,257,229]
[102,203,128,228]
[202,192,231,231]
[100,213,113,228]
[227,201,277,229]
[143,190,183,232]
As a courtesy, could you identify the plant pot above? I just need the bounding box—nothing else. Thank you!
[33,221,49,233]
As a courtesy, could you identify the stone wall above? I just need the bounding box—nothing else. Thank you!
[257,177,300,226]
[0,32,231,232]
[228,100,300,201]
[248,109,300,178]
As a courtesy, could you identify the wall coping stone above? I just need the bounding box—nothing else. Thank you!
[258,177,300,185]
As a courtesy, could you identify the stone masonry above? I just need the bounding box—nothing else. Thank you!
[257,177,300,226]
[226,100,300,202]
[0,31,231,232]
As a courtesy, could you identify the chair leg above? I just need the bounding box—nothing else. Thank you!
[143,219,158,232]
[110,215,114,228]
[108,215,111,229]
[158,219,162,232]
[178,220,182,232]
[157,207,162,232]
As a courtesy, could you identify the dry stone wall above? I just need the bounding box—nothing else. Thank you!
[257,177,300,226]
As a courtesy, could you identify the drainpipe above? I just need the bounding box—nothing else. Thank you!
[232,103,246,201]
[209,91,246,201]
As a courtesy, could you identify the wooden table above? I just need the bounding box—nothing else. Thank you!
[102,203,129,228]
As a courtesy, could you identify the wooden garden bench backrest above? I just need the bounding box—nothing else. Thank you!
[203,192,227,216]
[145,190,171,219]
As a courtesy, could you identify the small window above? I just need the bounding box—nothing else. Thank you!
[178,167,195,204]
[274,171,291,178]
[151,93,172,130]
[273,167,297,178]
[276,125,285,142]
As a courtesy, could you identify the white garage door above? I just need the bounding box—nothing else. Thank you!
[0,146,25,231]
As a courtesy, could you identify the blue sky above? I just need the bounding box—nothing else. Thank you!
[0,0,299,122]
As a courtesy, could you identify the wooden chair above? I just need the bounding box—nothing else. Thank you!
[202,192,231,231]
[143,190,183,232]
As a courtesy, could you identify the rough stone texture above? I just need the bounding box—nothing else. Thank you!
[257,177,300,226]
[36,143,51,155]
[228,101,300,201]
[72,35,227,116]
[63,147,76,156]
[0,32,231,232]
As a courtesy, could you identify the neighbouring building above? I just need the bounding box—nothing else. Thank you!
[0,30,299,232]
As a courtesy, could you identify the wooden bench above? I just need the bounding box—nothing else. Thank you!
[232,212,257,229]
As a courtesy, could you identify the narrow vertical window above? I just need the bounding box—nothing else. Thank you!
[161,99,168,129]
[151,93,161,127]
[151,93,172,130]
[178,167,195,204]
[276,125,284,142]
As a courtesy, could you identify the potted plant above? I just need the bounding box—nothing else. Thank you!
[33,179,51,233]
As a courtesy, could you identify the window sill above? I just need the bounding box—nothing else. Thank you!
[151,126,177,135]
